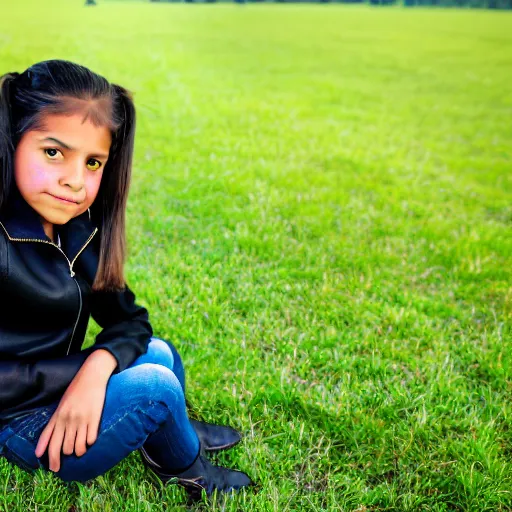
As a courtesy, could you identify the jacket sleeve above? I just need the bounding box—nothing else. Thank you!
[89,284,153,374]
[0,347,97,421]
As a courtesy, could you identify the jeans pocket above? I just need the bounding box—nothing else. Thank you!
[3,434,43,473]
[10,405,57,441]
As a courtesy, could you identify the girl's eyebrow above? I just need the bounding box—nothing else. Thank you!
[39,136,109,159]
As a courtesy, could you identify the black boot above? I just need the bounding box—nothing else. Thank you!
[139,445,253,500]
[190,419,242,453]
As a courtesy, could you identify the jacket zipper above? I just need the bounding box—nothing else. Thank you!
[0,222,98,354]
[65,229,98,354]
[67,279,83,355]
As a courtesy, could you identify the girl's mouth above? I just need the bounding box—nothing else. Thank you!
[48,193,80,205]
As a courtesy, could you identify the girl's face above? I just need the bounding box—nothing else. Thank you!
[14,113,111,233]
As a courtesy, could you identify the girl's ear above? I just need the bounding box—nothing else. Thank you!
[0,72,19,210]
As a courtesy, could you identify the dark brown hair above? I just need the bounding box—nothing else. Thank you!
[0,59,136,291]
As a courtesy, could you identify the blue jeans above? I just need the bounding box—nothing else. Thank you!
[0,338,200,482]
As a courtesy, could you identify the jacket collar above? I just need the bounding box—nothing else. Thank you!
[0,189,98,263]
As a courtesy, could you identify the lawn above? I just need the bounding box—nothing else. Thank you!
[1,1,511,510]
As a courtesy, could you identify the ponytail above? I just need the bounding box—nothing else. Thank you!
[91,83,136,291]
[0,72,19,211]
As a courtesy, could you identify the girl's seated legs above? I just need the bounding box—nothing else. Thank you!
[0,337,252,497]
[0,338,200,482]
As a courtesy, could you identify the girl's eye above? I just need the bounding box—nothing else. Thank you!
[86,159,102,172]
[44,148,62,159]
[44,149,102,171]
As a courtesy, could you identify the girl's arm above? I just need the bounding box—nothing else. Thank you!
[89,283,153,373]
[0,233,151,421]
[0,347,97,422]
[34,347,118,472]
[32,286,153,471]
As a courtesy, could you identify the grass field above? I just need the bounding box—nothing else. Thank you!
[1,1,511,510]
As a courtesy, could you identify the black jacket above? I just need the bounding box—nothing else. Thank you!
[0,191,153,426]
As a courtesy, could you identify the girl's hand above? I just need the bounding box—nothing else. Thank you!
[35,349,117,472]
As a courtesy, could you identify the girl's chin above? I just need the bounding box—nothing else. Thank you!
[40,211,77,226]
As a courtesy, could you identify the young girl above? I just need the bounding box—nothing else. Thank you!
[0,59,253,501]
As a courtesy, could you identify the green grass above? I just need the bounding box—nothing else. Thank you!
[1,1,511,510]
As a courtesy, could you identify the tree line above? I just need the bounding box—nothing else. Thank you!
[88,0,512,10]
[148,0,511,8]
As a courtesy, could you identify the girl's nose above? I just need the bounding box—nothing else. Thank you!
[60,164,85,192]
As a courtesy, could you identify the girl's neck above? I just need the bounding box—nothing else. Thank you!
[41,217,55,243]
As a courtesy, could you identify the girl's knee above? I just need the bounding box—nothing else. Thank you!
[127,338,186,393]
[119,363,184,408]
[134,338,174,370]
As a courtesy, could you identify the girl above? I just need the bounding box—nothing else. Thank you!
[0,59,253,501]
